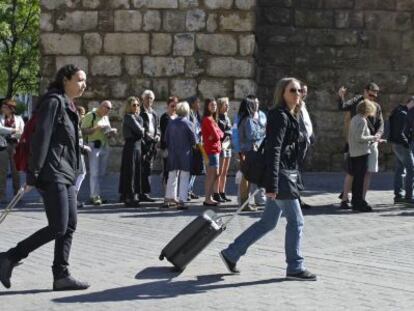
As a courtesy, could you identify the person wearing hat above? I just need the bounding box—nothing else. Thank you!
[0,99,25,203]
[337,82,384,210]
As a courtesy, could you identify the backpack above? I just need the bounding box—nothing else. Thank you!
[240,138,266,187]
[14,94,64,172]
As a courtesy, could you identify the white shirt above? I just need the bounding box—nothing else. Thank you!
[301,102,313,143]
[0,114,25,139]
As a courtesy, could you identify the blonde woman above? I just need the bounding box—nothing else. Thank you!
[216,97,232,203]
[348,99,383,212]
[118,97,145,207]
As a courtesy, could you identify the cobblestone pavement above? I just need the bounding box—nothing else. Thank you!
[1,172,413,311]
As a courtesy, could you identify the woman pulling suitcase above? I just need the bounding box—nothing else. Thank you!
[219,77,317,281]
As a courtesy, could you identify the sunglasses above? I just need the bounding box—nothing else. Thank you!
[131,104,139,107]
[289,88,303,94]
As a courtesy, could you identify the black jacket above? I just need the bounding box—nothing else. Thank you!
[28,90,80,186]
[389,105,412,148]
[264,107,300,194]
[337,94,384,135]
[218,113,232,139]
[122,113,144,142]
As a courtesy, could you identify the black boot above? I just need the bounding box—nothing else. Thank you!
[53,275,90,291]
[213,193,225,203]
[220,192,232,202]
[0,252,16,289]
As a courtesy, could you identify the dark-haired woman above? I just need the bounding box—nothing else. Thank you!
[119,97,145,207]
[0,64,90,291]
[201,98,223,206]
[219,77,316,281]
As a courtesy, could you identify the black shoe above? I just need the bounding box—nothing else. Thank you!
[124,200,140,208]
[203,201,218,206]
[53,275,90,291]
[339,201,351,209]
[177,202,189,210]
[352,204,372,213]
[219,192,232,202]
[213,193,225,203]
[0,252,15,289]
[139,194,156,202]
[189,192,199,199]
[394,195,404,204]
[219,251,240,274]
[286,269,317,281]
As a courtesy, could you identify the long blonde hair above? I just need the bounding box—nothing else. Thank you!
[272,77,302,117]
[124,96,140,115]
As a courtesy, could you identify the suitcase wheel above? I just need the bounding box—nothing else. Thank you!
[159,253,165,261]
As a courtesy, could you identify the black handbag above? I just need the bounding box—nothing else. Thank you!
[277,169,303,200]
[241,139,266,186]
[0,135,7,151]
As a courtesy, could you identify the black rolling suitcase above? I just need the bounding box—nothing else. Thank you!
[159,189,259,271]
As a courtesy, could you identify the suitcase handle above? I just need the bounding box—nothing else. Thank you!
[221,189,260,227]
[0,186,25,225]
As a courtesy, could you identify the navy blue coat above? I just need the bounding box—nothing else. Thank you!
[165,117,196,172]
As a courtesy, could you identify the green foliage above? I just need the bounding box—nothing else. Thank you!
[14,101,27,115]
[0,0,40,97]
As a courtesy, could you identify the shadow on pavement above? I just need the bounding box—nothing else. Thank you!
[135,266,182,280]
[53,274,286,303]
[0,289,52,296]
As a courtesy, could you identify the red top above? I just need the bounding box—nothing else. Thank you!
[202,116,224,155]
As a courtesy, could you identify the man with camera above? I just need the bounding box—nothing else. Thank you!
[81,100,117,205]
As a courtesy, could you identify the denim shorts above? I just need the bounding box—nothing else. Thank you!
[208,153,220,168]
[220,149,232,158]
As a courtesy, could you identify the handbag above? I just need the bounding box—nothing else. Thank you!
[0,135,7,151]
[240,139,266,186]
[277,169,303,200]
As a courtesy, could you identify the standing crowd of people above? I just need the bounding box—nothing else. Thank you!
[0,64,413,290]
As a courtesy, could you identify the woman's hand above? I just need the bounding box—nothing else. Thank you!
[266,192,277,200]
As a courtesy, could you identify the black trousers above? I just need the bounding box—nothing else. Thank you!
[140,157,152,194]
[119,140,142,199]
[350,154,369,206]
[7,182,77,279]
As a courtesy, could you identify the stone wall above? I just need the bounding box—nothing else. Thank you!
[40,0,257,171]
[256,0,414,171]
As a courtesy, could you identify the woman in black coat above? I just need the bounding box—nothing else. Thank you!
[0,64,90,291]
[219,77,317,281]
[119,97,145,207]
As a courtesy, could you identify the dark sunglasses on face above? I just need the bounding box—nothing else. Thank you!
[289,88,303,94]
[131,104,139,107]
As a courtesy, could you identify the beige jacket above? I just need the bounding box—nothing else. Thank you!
[348,114,376,157]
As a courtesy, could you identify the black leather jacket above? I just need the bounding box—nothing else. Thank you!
[389,105,411,148]
[28,90,80,186]
[264,107,300,194]
[122,113,144,142]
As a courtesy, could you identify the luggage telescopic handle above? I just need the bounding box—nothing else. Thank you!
[0,186,25,225]
[221,189,260,227]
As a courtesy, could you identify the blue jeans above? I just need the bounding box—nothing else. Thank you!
[222,198,305,274]
[393,143,414,198]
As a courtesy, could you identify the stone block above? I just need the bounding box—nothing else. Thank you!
[198,79,232,98]
[185,56,205,77]
[174,33,195,56]
[179,0,199,9]
[109,79,129,98]
[205,0,233,9]
[234,79,257,99]
[365,11,411,31]
[207,13,218,32]
[114,10,142,31]
[56,11,98,31]
[153,79,169,99]
[109,0,130,8]
[262,7,291,25]
[124,56,142,76]
[163,11,186,32]
[219,12,255,31]
[143,57,185,77]
[239,34,255,56]
[41,56,56,77]
[91,56,122,76]
[84,33,102,55]
[170,79,197,99]
[104,33,149,54]
[133,0,178,9]
[397,0,414,10]
[40,13,53,32]
[324,0,353,8]
[151,33,172,55]
[41,34,81,55]
[143,10,161,31]
[98,10,114,31]
[207,57,254,78]
[82,0,101,8]
[56,56,89,74]
[41,0,80,10]
[186,9,206,31]
[196,34,237,55]
[82,78,110,99]
[131,79,152,94]
[335,11,364,28]
[295,10,333,28]
[235,0,255,10]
